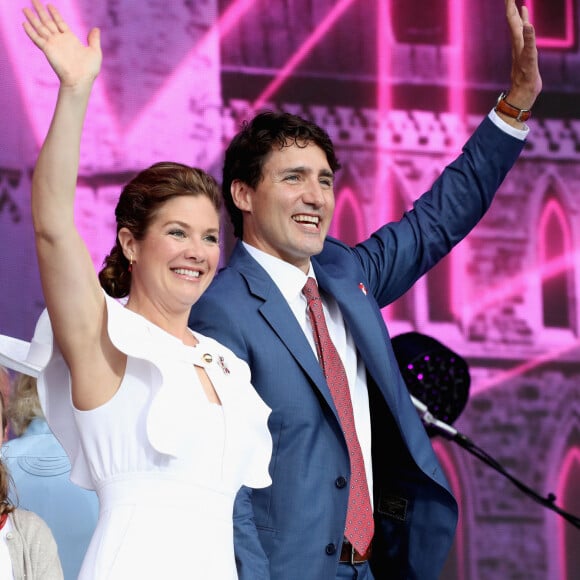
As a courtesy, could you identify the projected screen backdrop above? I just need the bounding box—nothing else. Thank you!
[1,1,580,578]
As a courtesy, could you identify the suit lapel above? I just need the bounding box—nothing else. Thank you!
[229,245,338,414]
[228,243,400,419]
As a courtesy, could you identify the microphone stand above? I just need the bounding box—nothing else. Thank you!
[410,396,580,529]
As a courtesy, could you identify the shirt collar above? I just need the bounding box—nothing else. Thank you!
[242,242,316,302]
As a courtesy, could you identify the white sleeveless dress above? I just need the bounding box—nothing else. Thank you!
[36,293,272,579]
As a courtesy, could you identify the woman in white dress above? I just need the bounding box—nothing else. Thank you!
[19,2,272,578]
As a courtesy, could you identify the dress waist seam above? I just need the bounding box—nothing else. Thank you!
[96,472,235,515]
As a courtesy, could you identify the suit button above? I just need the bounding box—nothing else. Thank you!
[325,543,337,555]
[335,476,347,488]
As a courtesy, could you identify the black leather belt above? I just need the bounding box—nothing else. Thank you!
[339,539,372,565]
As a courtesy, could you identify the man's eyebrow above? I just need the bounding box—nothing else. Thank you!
[280,166,334,177]
[280,165,309,174]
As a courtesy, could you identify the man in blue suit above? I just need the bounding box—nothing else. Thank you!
[189,2,542,578]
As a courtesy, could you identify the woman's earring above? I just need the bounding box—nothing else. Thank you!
[129,254,133,273]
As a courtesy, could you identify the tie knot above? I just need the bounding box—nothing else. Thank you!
[302,278,320,303]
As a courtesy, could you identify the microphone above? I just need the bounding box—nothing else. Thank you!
[394,334,580,530]
[409,395,459,439]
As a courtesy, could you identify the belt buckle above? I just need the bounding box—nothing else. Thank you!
[349,542,358,566]
[349,542,366,566]
[341,539,368,566]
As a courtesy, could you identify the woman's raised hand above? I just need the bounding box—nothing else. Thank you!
[23,0,102,88]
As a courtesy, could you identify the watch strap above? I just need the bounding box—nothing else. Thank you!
[495,91,531,123]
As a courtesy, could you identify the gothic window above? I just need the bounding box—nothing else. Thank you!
[391,0,449,45]
[539,197,573,329]
[528,0,576,49]
[558,444,580,579]
[331,186,364,246]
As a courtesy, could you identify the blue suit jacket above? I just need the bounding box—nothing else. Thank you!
[3,418,99,580]
[189,117,525,579]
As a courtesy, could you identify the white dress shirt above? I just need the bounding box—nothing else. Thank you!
[489,108,529,140]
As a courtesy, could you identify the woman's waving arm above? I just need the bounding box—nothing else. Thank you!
[24,1,123,409]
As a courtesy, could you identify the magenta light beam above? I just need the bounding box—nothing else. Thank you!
[472,337,580,395]
[126,0,259,145]
[446,0,467,317]
[460,252,578,322]
[252,0,358,111]
[1,0,120,149]
[375,0,393,234]
[216,0,260,38]
[448,0,466,118]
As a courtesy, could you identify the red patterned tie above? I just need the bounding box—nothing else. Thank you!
[302,278,374,554]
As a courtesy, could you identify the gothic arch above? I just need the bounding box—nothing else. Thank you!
[543,392,580,580]
[525,173,578,337]
[332,185,365,246]
[557,445,580,579]
[537,187,575,331]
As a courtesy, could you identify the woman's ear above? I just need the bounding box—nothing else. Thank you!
[117,228,136,262]
[231,180,253,212]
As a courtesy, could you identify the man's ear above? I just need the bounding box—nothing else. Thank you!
[118,228,136,262]
[231,180,253,212]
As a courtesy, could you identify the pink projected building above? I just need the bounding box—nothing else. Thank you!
[1,1,579,578]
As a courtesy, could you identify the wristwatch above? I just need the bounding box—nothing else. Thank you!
[495,91,531,123]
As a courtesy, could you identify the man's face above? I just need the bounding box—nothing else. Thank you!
[235,141,335,273]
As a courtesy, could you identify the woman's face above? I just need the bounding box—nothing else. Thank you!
[128,195,221,313]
